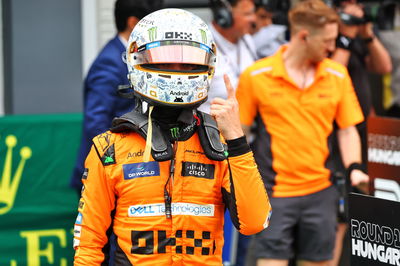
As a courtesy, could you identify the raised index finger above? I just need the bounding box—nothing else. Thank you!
[223,74,235,100]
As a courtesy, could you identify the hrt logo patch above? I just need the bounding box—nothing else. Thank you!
[182,162,215,179]
[123,161,160,180]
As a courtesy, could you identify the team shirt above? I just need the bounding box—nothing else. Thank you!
[237,46,364,197]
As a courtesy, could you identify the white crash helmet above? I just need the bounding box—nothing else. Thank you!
[126,8,217,108]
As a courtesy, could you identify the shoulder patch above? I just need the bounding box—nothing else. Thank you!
[325,67,344,79]
[94,132,115,152]
[92,132,118,166]
[251,66,273,76]
[101,144,116,166]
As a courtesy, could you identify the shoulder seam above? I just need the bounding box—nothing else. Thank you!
[251,66,273,76]
[325,67,345,79]
[93,142,103,162]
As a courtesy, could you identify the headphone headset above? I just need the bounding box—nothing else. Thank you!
[211,0,234,28]
[256,0,277,12]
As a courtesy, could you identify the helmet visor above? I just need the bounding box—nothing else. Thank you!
[132,40,215,66]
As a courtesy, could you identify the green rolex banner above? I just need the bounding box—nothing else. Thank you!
[0,113,82,265]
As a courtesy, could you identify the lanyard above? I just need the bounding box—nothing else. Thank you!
[214,37,257,78]
[164,142,177,219]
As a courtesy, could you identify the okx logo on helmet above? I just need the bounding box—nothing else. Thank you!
[126,9,217,108]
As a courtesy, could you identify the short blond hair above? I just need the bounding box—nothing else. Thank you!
[289,0,339,34]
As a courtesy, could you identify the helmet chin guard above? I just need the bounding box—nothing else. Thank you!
[126,8,217,108]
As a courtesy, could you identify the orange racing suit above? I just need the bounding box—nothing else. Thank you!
[73,127,271,265]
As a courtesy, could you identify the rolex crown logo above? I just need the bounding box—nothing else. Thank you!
[0,135,32,215]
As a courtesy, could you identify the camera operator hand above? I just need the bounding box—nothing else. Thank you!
[339,2,364,38]
[333,1,392,74]
[340,3,375,40]
[358,18,374,40]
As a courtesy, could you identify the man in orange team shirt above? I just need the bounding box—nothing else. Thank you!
[236,0,368,265]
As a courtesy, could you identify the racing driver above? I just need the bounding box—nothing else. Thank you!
[73,8,272,265]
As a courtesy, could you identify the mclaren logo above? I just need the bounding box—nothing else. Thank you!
[0,135,32,215]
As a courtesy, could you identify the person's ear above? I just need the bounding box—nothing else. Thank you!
[300,31,309,42]
[127,16,140,32]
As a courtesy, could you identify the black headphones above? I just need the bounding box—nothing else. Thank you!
[211,0,234,28]
[256,0,278,12]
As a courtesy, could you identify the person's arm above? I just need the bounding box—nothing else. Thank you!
[84,51,125,140]
[359,23,392,74]
[331,3,392,74]
[222,137,272,235]
[330,24,358,66]
[335,63,369,192]
[73,140,116,264]
[211,75,272,235]
[337,126,369,191]
[242,124,251,138]
[331,3,360,66]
